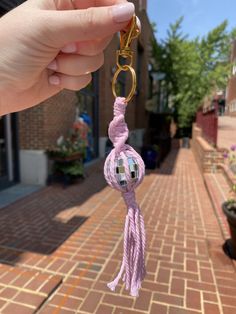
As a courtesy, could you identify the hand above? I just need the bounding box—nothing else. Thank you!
[0,0,135,115]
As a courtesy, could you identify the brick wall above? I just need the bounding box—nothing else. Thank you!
[192,124,224,173]
[19,91,77,150]
[196,109,218,146]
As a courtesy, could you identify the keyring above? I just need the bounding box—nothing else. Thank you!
[111,16,140,104]
[112,65,136,103]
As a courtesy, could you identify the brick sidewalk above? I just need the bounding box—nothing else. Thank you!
[0,149,236,314]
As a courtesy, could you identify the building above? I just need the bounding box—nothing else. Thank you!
[226,39,236,116]
[0,0,155,189]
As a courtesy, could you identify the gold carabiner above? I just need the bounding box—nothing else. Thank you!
[112,15,140,103]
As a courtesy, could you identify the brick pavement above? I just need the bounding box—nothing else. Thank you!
[0,149,235,313]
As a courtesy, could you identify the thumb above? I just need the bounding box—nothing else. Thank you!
[45,2,135,47]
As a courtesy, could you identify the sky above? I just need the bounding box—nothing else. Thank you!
[147,0,236,41]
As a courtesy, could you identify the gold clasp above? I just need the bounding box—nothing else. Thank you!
[120,15,140,58]
[112,15,140,103]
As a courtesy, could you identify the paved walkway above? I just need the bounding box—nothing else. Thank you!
[0,184,42,209]
[0,149,235,314]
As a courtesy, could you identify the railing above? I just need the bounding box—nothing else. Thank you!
[196,106,218,146]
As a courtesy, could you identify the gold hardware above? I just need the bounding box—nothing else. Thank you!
[112,15,140,103]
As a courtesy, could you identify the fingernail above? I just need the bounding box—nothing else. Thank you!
[136,16,141,33]
[111,2,135,23]
[49,75,60,85]
[47,60,57,71]
[61,43,77,53]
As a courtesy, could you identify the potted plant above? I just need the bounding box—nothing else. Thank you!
[47,129,86,185]
[222,145,236,259]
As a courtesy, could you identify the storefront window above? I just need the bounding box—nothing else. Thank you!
[76,73,99,161]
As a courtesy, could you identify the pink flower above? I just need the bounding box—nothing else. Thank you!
[223,152,228,159]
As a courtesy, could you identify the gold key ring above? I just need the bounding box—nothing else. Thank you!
[112,65,136,103]
[112,16,140,104]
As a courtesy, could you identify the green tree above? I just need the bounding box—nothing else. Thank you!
[152,18,236,132]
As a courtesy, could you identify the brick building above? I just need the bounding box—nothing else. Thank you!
[0,0,155,189]
[226,39,236,116]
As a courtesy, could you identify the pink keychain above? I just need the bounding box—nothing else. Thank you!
[104,16,146,297]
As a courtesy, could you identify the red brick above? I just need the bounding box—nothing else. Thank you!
[186,260,198,273]
[2,303,34,314]
[80,291,102,312]
[142,281,168,293]
[222,306,236,314]
[150,302,168,314]
[170,278,185,296]
[134,290,152,311]
[173,270,199,281]
[58,285,87,298]
[0,287,18,299]
[39,276,62,295]
[218,285,236,296]
[15,292,45,308]
[169,307,200,314]
[153,292,183,306]
[203,292,218,303]
[114,308,144,314]
[103,294,133,308]
[96,304,114,314]
[147,259,158,273]
[200,268,214,283]
[50,294,82,310]
[187,280,216,292]
[186,289,201,311]
[156,268,170,284]
[204,302,221,314]
[220,295,236,307]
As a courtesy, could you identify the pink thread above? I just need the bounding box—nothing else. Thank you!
[104,97,146,297]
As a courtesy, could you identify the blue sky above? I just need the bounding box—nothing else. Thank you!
[147,0,236,40]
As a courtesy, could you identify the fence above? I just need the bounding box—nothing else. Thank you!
[196,106,218,146]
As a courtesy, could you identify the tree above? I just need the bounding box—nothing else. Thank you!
[152,18,236,132]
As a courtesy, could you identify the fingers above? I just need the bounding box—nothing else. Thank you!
[61,36,113,56]
[47,53,104,76]
[49,73,92,90]
[43,2,135,47]
[71,0,126,9]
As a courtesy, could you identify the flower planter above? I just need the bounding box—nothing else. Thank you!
[222,201,236,260]
[48,152,83,162]
[47,152,84,187]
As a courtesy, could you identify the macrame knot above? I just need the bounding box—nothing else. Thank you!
[123,191,136,209]
[104,97,146,297]
[108,97,129,154]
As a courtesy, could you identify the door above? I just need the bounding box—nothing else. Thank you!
[0,114,19,190]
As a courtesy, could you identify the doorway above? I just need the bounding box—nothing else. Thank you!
[0,114,19,190]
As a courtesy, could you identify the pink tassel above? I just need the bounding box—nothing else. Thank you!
[104,97,146,297]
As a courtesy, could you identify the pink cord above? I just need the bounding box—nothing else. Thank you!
[104,97,146,297]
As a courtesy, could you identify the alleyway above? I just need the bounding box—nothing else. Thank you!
[0,148,235,314]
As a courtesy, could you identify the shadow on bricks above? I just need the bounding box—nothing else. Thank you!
[0,161,107,265]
